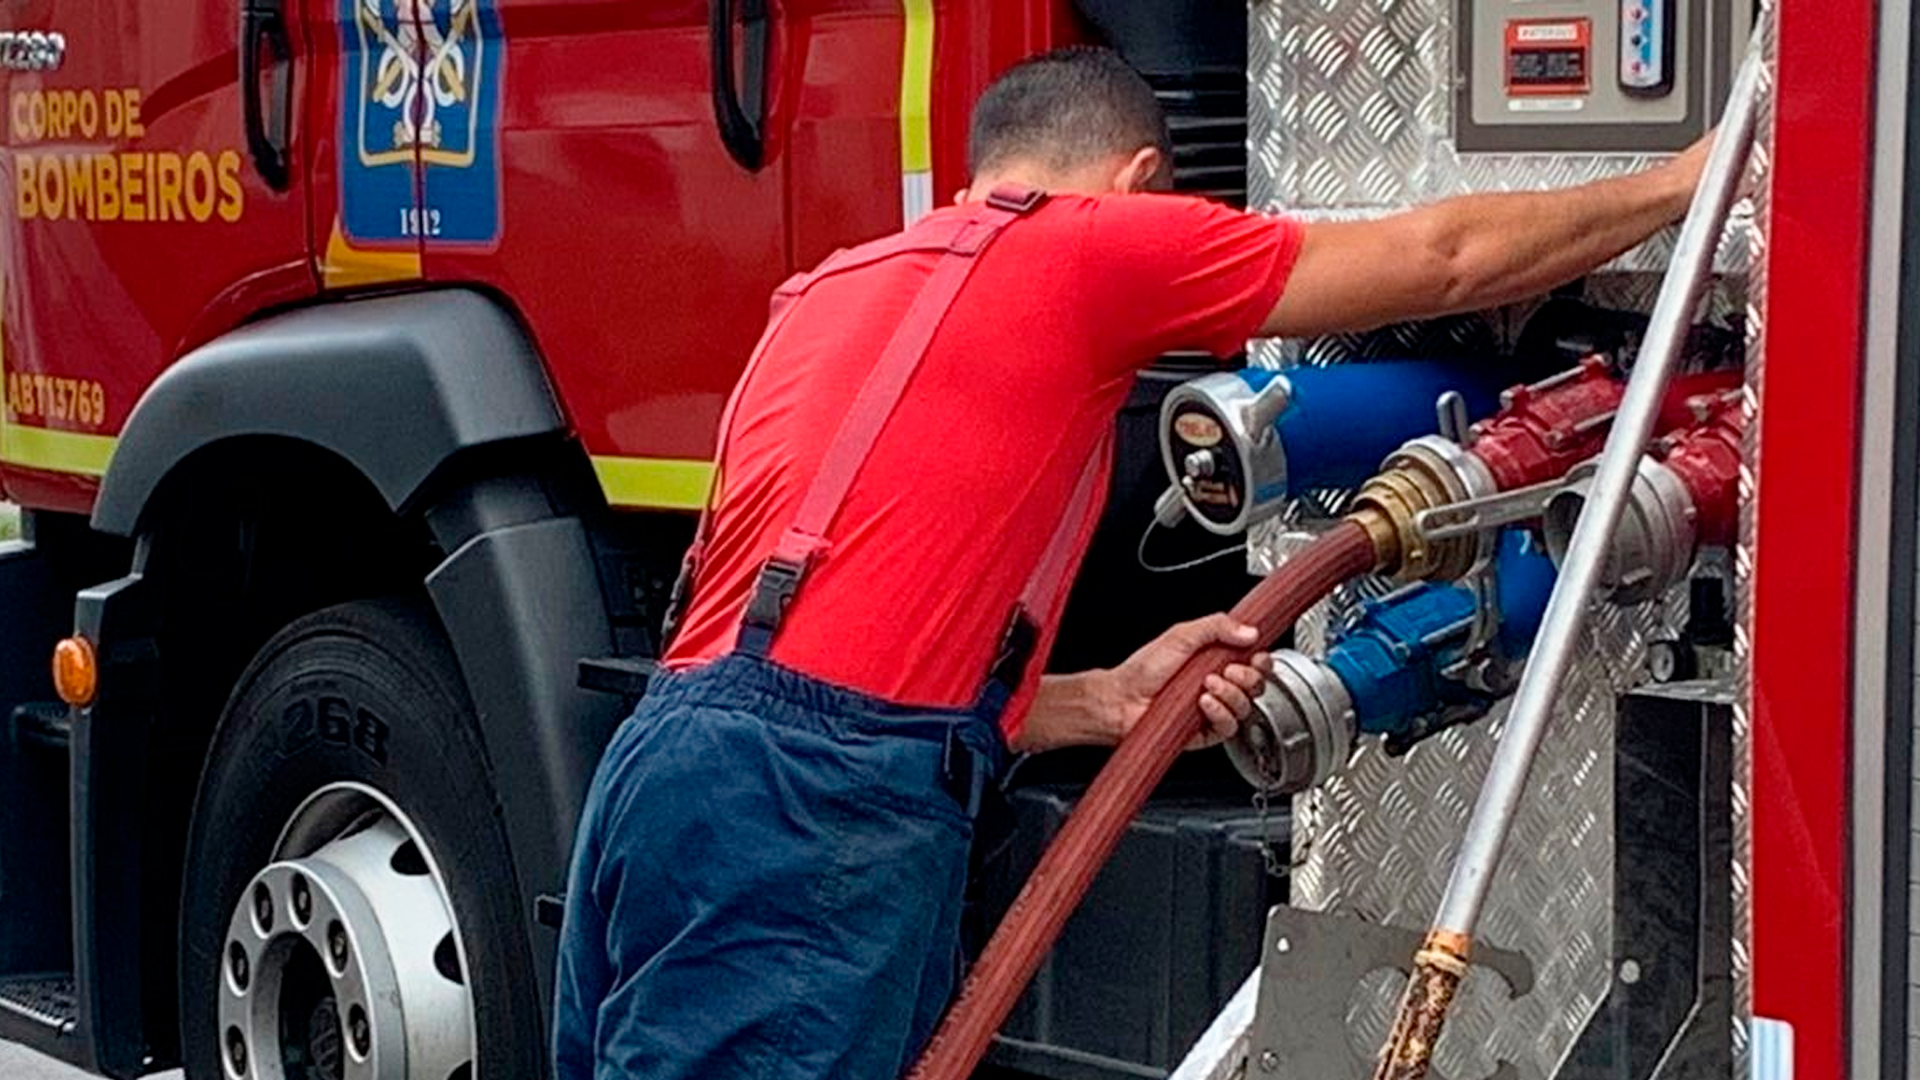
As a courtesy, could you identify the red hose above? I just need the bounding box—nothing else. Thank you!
[906,521,1379,1080]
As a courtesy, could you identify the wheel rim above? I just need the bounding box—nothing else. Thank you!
[219,783,476,1080]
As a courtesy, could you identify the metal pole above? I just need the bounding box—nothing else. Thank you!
[1434,27,1764,945]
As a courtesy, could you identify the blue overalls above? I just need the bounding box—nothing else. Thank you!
[552,186,1108,1080]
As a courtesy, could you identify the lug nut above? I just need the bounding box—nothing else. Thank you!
[228,942,250,992]
[290,874,312,925]
[226,1027,248,1075]
[348,1004,371,1058]
[328,921,350,973]
[251,884,273,934]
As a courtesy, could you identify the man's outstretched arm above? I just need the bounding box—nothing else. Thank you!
[1262,138,1708,339]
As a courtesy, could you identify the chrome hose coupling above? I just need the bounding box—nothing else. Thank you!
[1226,649,1356,796]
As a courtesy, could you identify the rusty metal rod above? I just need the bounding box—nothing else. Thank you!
[1370,26,1765,1080]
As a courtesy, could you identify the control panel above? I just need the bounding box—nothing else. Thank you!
[1457,0,1749,153]
[1618,0,1675,95]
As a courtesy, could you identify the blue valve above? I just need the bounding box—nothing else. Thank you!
[1495,529,1557,655]
[1274,364,1503,493]
[1229,531,1561,791]
[1329,530,1556,755]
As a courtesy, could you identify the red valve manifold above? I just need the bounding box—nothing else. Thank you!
[1468,358,1743,491]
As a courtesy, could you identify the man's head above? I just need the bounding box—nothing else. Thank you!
[961,46,1174,200]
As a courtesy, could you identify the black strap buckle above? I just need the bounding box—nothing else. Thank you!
[743,557,808,633]
[942,727,989,820]
[988,608,1039,694]
[984,185,1047,214]
[659,551,698,648]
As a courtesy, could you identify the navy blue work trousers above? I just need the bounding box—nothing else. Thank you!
[552,652,1006,1080]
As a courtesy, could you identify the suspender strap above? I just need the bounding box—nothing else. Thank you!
[736,185,1047,653]
[660,273,809,645]
[1020,438,1109,618]
[983,436,1112,698]
[662,185,1047,648]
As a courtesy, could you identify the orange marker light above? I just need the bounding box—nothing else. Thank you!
[52,636,97,707]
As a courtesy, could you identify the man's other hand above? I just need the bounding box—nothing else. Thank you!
[1105,614,1272,750]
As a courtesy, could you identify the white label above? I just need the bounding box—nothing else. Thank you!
[1515,23,1581,43]
[1751,1018,1794,1080]
[1508,98,1587,112]
[901,171,934,226]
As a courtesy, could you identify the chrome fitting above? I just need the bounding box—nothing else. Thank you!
[1227,650,1356,796]
[1160,372,1292,536]
[1542,456,1697,605]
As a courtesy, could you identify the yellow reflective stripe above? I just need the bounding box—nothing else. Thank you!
[898,0,934,175]
[0,423,116,478]
[592,456,714,511]
[898,0,935,222]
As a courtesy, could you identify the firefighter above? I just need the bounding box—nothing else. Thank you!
[553,46,1708,1080]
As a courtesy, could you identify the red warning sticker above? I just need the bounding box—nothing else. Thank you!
[1505,18,1592,96]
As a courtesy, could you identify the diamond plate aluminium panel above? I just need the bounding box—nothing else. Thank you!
[1267,538,1671,1080]
[1728,4,1774,1074]
[1250,310,1747,1072]
[1242,4,1762,1074]
[1250,321,1692,1080]
[1247,0,1749,277]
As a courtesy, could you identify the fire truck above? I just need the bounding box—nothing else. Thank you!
[0,0,1889,1078]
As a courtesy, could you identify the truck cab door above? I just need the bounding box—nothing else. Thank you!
[0,0,318,512]
[416,0,792,484]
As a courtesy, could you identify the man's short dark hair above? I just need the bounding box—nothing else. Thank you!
[968,46,1173,178]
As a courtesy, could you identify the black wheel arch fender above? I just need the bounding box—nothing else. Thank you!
[91,288,568,539]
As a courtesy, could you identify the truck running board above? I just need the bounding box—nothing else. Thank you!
[0,974,81,1064]
[0,974,77,1033]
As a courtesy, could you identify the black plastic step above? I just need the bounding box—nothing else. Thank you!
[576,656,656,698]
[980,790,1284,1079]
[10,702,70,752]
[0,974,77,1035]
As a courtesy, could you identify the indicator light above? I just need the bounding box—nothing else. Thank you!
[53,636,97,707]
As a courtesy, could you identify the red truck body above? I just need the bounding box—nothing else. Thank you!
[0,2,1898,1078]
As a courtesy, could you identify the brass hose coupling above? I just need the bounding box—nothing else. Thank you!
[1346,436,1499,583]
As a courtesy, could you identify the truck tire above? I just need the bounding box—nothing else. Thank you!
[178,599,544,1080]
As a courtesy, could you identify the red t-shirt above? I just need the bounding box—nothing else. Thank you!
[664,193,1305,737]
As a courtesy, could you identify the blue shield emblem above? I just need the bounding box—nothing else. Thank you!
[340,0,503,246]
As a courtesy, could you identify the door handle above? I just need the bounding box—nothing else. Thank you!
[241,0,292,191]
[709,0,771,170]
